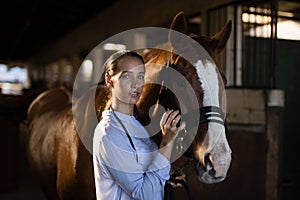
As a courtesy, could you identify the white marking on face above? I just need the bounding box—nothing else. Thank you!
[194,59,227,153]
[194,59,220,107]
[193,60,232,182]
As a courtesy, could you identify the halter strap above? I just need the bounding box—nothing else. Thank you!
[199,106,225,125]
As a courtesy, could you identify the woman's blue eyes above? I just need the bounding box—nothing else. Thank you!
[138,74,144,79]
[121,73,144,80]
[122,74,129,79]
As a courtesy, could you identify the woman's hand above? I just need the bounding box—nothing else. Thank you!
[169,172,186,188]
[159,109,186,160]
[160,109,186,146]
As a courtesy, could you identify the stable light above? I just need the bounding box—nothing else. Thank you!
[242,13,271,24]
[81,59,93,82]
[103,43,126,51]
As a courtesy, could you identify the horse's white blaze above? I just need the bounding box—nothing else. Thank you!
[195,59,220,107]
[194,59,231,170]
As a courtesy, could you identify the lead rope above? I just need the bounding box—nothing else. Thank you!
[165,158,194,200]
[110,106,138,162]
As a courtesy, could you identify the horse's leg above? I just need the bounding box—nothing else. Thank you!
[27,116,60,200]
[39,173,60,200]
[56,133,96,200]
[56,129,79,199]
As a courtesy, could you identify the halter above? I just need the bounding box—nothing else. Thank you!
[158,53,226,157]
[160,53,226,200]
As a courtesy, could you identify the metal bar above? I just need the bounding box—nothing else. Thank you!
[269,0,278,89]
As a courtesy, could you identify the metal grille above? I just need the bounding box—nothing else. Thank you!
[207,0,278,88]
[241,0,278,88]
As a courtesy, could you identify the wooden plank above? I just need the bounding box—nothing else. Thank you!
[265,90,284,200]
[226,88,265,124]
[265,107,281,200]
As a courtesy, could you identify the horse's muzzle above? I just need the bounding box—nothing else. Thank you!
[194,153,230,184]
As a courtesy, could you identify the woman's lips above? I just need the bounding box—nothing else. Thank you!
[130,91,139,97]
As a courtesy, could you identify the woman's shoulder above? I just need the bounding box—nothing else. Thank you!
[97,110,115,128]
[95,110,125,139]
[94,120,132,152]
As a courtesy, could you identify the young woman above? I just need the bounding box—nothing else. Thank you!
[93,50,186,200]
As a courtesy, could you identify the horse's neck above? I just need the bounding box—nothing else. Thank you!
[136,83,158,125]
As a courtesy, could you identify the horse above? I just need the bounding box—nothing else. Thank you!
[136,12,232,196]
[27,12,232,199]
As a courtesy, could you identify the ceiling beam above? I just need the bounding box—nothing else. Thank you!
[30,0,238,65]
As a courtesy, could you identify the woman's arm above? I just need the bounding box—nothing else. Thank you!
[98,135,170,200]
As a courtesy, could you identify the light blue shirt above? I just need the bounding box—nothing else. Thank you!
[93,110,171,200]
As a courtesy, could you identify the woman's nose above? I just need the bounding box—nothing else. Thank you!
[131,78,143,88]
[131,82,136,88]
[131,78,138,88]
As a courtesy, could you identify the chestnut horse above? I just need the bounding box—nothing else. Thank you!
[27,12,232,199]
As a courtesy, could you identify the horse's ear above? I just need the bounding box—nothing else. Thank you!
[211,20,232,55]
[169,11,188,35]
[168,12,188,51]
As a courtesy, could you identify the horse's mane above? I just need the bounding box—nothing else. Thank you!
[143,42,172,64]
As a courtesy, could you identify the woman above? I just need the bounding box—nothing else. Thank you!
[93,50,186,200]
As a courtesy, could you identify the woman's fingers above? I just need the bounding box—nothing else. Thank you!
[160,109,173,128]
[165,110,179,127]
[177,121,186,133]
[175,173,186,181]
[161,109,186,134]
[171,173,186,188]
[169,182,183,188]
[159,109,187,154]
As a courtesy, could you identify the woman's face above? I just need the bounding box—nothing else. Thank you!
[109,56,145,106]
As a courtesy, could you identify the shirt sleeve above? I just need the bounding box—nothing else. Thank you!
[98,132,171,200]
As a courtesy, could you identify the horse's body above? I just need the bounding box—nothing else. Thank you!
[27,12,232,199]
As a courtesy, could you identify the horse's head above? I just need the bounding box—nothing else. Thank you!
[140,12,232,184]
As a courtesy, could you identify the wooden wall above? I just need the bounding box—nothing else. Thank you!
[172,88,284,200]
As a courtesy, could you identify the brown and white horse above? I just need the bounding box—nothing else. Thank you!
[27,12,232,199]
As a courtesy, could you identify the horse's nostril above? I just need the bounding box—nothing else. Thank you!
[208,168,216,177]
[204,153,216,177]
[204,153,212,169]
